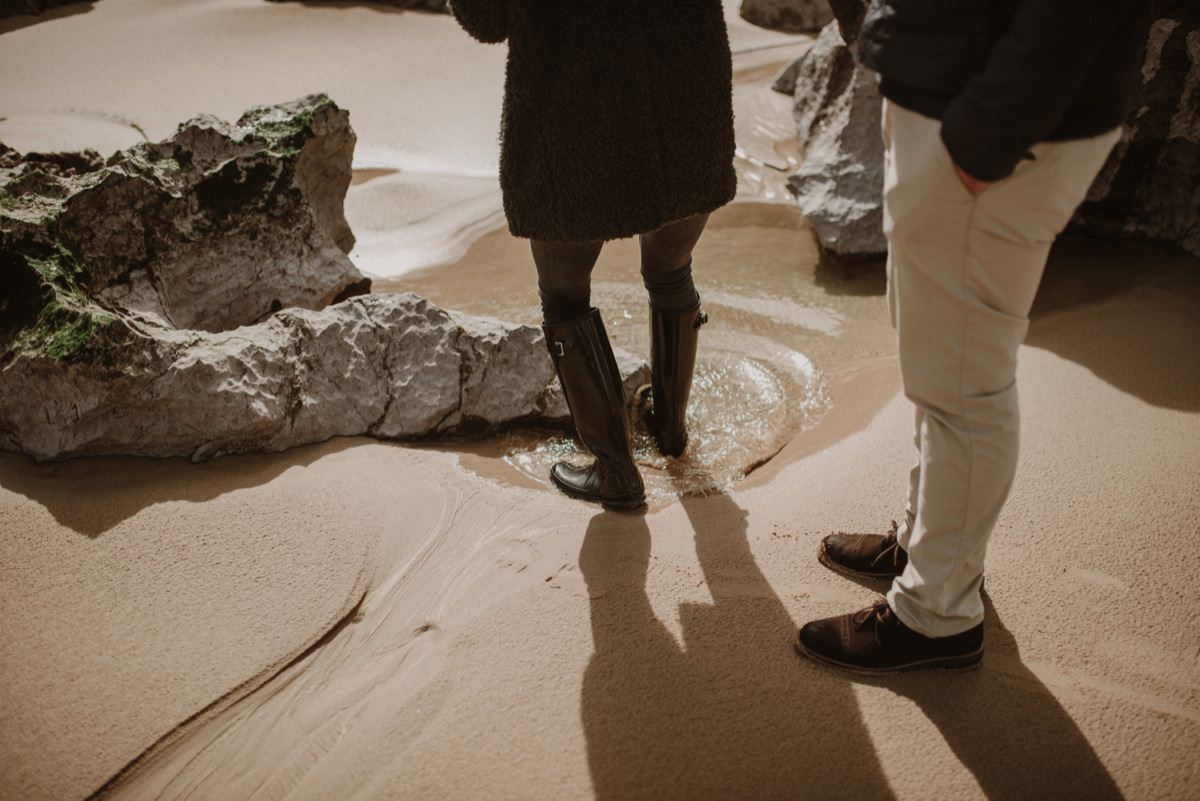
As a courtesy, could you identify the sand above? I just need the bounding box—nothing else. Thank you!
[0,0,803,278]
[2,2,1200,801]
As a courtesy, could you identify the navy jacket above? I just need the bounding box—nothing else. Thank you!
[858,0,1152,181]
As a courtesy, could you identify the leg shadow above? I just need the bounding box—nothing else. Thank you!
[579,484,897,800]
[857,593,1127,801]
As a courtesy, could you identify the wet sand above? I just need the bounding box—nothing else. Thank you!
[5,225,1199,801]
[9,241,1194,801]
[3,3,1200,801]
[377,201,896,501]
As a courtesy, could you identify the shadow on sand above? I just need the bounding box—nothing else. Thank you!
[579,482,1125,800]
[1025,236,1200,413]
[815,234,1200,412]
[862,594,1127,801]
[0,436,362,538]
[0,2,97,35]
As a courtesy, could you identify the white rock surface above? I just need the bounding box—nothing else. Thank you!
[776,21,886,257]
[739,0,833,33]
[0,95,647,462]
[0,292,648,462]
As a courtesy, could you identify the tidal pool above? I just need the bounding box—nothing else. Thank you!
[376,202,896,500]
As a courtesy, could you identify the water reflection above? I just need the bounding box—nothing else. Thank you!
[505,346,831,501]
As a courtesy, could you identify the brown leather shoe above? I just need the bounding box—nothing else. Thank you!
[817,520,908,579]
[795,599,983,675]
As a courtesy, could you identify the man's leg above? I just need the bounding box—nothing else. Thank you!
[884,110,922,551]
[797,99,1119,671]
[885,103,1120,637]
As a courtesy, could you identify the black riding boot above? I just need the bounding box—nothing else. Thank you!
[645,300,707,458]
[544,308,645,510]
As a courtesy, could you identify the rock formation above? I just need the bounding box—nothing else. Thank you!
[0,94,645,462]
[1,94,367,337]
[1073,0,1200,257]
[739,0,832,34]
[774,2,885,257]
[0,291,649,462]
[775,0,1200,258]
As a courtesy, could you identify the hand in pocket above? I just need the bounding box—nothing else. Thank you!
[952,162,992,196]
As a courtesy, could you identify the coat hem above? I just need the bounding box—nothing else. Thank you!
[503,179,738,243]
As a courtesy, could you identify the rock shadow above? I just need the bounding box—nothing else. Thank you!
[579,486,897,800]
[1027,235,1200,413]
[0,1,96,35]
[0,435,362,538]
[813,252,887,297]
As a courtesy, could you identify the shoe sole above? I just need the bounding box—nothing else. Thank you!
[816,543,903,581]
[550,473,645,512]
[793,633,983,676]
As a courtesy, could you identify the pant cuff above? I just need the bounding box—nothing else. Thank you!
[886,585,984,638]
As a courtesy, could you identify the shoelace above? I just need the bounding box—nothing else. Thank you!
[867,519,904,569]
[852,599,895,645]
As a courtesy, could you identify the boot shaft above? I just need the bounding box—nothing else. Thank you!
[543,308,636,468]
[648,300,707,457]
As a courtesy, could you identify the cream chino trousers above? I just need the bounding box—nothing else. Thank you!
[881,99,1121,637]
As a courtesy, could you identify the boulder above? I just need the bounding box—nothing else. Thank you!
[775,0,1200,258]
[0,95,647,462]
[0,291,647,462]
[775,12,886,257]
[824,0,867,45]
[739,0,832,34]
[1,93,367,337]
[1073,0,1200,257]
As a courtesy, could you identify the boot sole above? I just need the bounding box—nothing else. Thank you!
[550,472,646,512]
[816,543,904,581]
[793,633,983,676]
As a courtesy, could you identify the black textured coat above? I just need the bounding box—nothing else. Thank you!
[450,0,738,241]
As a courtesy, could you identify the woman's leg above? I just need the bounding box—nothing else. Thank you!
[637,214,710,458]
[530,237,604,325]
[638,213,708,310]
[530,237,645,510]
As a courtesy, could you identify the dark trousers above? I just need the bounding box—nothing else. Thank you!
[531,213,709,326]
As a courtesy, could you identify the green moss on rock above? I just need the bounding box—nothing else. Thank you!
[6,242,128,363]
[243,97,328,156]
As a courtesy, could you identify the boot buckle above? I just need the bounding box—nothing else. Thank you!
[553,340,574,357]
[694,310,709,329]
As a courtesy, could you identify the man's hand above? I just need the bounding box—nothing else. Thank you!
[953,162,992,196]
